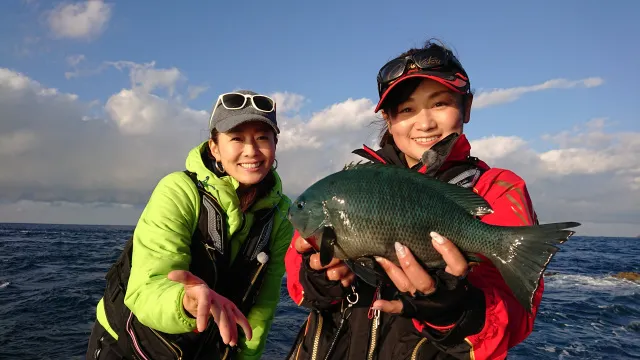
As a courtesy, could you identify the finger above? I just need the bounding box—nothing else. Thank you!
[294,234,314,253]
[196,290,211,333]
[232,306,253,341]
[326,263,351,282]
[394,242,436,294]
[372,299,403,315]
[223,305,238,347]
[430,232,468,276]
[375,256,414,293]
[168,270,205,287]
[341,272,356,288]
[308,253,342,271]
[217,305,231,344]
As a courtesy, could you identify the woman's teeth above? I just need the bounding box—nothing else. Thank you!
[414,136,439,144]
[239,162,261,169]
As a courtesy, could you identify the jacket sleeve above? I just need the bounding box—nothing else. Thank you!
[237,197,294,360]
[124,172,200,334]
[285,230,347,310]
[414,169,543,360]
[284,231,305,305]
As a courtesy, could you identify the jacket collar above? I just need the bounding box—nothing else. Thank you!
[352,133,472,176]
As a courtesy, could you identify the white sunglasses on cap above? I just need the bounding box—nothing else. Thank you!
[208,92,276,130]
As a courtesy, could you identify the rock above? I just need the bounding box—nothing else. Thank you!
[612,272,640,281]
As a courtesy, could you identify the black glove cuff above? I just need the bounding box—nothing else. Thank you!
[398,269,469,325]
[298,252,346,309]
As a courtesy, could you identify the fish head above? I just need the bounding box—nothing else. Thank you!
[288,192,329,249]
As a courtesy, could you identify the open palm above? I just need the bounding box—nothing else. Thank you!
[168,270,252,347]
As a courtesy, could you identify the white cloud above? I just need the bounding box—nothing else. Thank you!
[188,85,209,100]
[107,61,183,96]
[48,0,112,40]
[270,92,306,114]
[66,54,85,67]
[0,69,636,236]
[469,123,640,232]
[473,77,604,109]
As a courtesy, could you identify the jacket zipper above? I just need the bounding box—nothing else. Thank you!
[150,328,183,360]
[126,312,151,360]
[367,311,380,360]
[367,285,382,360]
[310,310,324,360]
[411,338,428,360]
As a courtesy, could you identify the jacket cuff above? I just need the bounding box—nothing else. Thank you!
[298,253,347,310]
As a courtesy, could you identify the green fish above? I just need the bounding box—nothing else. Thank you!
[288,162,580,313]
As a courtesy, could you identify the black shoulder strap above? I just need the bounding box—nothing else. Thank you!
[184,170,230,270]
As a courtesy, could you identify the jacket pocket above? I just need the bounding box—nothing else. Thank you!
[126,312,184,360]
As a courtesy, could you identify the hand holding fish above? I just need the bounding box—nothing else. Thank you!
[372,232,469,315]
[168,270,253,346]
[294,233,356,287]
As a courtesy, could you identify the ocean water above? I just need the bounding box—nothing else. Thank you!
[0,223,638,360]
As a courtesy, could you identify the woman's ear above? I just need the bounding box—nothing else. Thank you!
[463,94,473,124]
[381,110,392,129]
[208,139,220,161]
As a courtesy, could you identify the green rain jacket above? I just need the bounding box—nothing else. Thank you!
[93,141,294,360]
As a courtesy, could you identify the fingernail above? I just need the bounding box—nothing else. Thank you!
[374,256,383,262]
[431,232,446,245]
[394,242,407,258]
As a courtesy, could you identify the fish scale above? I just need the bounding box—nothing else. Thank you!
[324,164,490,268]
[289,162,581,313]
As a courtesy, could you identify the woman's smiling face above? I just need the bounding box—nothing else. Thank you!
[209,121,276,187]
[383,79,468,168]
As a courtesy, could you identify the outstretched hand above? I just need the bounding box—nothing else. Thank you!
[168,270,252,346]
[373,232,469,314]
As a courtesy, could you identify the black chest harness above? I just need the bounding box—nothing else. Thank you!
[101,171,277,360]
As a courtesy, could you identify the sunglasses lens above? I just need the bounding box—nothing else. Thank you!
[252,95,275,112]
[379,59,407,83]
[221,93,247,109]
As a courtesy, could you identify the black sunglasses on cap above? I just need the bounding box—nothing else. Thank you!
[376,46,470,101]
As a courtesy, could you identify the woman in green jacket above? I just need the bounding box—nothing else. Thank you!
[86,90,294,360]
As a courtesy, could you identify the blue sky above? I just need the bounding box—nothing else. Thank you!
[0,0,639,236]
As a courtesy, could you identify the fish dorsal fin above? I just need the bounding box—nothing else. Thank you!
[436,182,493,216]
[341,161,493,216]
[342,160,366,170]
[415,175,493,216]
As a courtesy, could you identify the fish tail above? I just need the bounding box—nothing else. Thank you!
[488,221,581,313]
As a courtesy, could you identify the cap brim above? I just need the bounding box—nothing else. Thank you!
[374,73,468,113]
[215,113,280,134]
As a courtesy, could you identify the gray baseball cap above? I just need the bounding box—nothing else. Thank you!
[208,90,279,134]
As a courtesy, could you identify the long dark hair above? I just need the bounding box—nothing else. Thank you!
[208,128,277,212]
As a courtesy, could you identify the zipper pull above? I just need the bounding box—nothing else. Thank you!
[374,285,381,327]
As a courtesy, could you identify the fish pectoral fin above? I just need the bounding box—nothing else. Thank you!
[344,257,385,287]
[466,253,484,264]
[319,227,336,267]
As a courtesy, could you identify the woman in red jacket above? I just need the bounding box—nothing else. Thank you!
[285,38,543,360]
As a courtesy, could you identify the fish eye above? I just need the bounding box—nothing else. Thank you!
[296,201,305,210]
